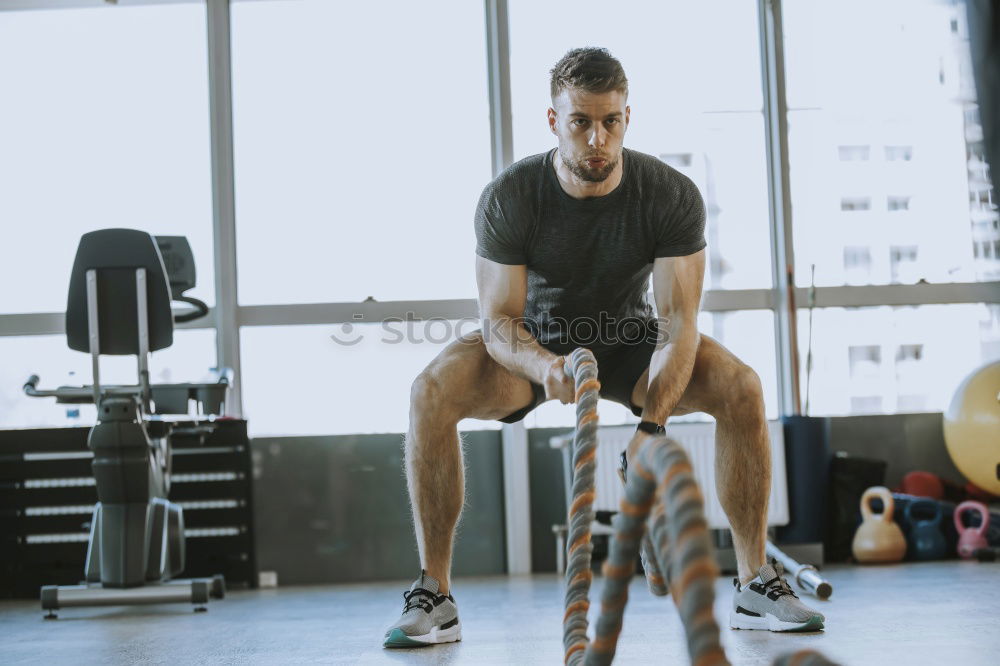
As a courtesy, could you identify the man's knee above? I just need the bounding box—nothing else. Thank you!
[410,364,469,425]
[725,364,766,418]
[411,371,444,414]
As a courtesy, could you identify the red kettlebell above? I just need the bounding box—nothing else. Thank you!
[900,471,944,499]
[954,500,990,559]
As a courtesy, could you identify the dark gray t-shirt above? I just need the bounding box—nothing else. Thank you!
[474,147,706,354]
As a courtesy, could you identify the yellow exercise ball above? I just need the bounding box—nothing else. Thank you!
[943,359,1000,495]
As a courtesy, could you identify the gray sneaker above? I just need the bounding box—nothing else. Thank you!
[383,571,461,648]
[730,562,825,632]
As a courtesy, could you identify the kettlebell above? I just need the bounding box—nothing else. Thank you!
[906,498,948,560]
[899,471,945,499]
[852,486,907,563]
[954,500,990,559]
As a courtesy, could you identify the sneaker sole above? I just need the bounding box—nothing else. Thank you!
[383,623,462,648]
[729,611,824,633]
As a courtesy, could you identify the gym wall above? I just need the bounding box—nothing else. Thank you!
[246,412,960,582]
[250,431,506,584]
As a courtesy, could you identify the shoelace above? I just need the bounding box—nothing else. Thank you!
[760,573,798,599]
[733,562,799,599]
[767,561,798,598]
[402,587,436,614]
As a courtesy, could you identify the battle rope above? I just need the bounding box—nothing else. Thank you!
[561,347,835,666]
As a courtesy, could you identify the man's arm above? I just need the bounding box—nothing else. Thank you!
[640,249,706,425]
[475,256,575,403]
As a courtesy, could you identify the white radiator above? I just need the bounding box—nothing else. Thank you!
[550,421,789,530]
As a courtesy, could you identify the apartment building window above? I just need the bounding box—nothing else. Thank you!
[971,188,995,210]
[843,247,872,284]
[885,145,914,161]
[895,344,923,363]
[981,306,1000,332]
[850,396,883,414]
[895,344,924,400]
[841,197,871,211]
[848,345,881,380]
[897,395,926,412]
[838,145,870,161]
[890,245,919,283]
[887,196,911,211]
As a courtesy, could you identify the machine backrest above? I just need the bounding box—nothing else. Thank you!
[65,228,174,355]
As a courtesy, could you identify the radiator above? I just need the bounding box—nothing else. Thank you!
[551,420,789,530]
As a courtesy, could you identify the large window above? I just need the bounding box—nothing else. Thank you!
[3,1,996,432]
[240,321,499,437]
[241,310,779,435]
[783,0,999,288]
[508,0,773,291]
[231,0,492,305]
[797,304,1000,416]
[0,3,217,430]
[0,3,216,314]
[781,0,1000,417]
[0,330,218,429]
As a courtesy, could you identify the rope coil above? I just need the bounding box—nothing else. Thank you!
[561,347,835,666]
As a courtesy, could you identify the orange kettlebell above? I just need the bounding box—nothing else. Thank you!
[852,486,907,563]
[954,500,990,560]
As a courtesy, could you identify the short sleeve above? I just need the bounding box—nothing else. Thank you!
[654,171,707,258]
[474,180,528,265]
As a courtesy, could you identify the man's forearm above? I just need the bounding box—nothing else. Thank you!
[481,315,558,385]
[641,318,700,425]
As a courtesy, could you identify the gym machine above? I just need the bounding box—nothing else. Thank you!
[24,229,230,617]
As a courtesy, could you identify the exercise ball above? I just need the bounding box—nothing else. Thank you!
[943,360,1000,495]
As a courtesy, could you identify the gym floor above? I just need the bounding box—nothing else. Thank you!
[0,561,995,665]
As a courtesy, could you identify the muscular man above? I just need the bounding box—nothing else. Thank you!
[383,47,824,649]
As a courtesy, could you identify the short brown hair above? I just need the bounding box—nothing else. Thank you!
[549,47,629,99]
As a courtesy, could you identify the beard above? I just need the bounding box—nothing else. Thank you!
[560,148,619,183]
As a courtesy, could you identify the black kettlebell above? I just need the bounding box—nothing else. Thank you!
[906,498,948,560]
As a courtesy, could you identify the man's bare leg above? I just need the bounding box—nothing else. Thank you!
[403,331,537,595]
[630,335,769,583]
[703,359,824,631]
[711,369,770,583]
[405,377,465,595]
[623,335,824,631]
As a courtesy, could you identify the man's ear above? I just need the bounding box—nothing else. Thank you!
[547,107,557,135]
[625,105,631,129]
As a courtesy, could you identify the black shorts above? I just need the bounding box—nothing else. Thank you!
[498,337,656,424]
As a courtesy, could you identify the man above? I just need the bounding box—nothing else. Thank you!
[383,47,823,649]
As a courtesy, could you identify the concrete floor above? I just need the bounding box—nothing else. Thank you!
[0,562,997,665]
